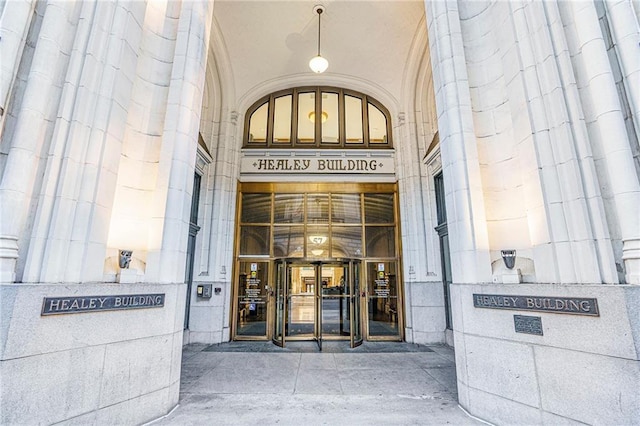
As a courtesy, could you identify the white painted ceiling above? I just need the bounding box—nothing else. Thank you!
[211,0,427,110]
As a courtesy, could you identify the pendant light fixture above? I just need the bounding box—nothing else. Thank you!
[309,5,328,73]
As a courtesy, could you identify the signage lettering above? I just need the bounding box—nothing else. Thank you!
[241,153,393,176]
[253,158,381,172]
[473,294,599,316]
[42,294,165,315]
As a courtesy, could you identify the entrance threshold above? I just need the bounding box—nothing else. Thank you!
[203,341,435,353]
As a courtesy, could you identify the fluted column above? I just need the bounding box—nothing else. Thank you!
[424,0,492,283]
[0,1,74,282]
[604,0,640,143]
[563,0,640,284]
[0,0,36,115]
[145,0,214,283]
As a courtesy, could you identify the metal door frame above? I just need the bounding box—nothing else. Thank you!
[271,257,362,349]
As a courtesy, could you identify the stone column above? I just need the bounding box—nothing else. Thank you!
[145,0,213,283]
[605,0,640,140]
[424,0,492,284]
[0,1,73,282]
[564,1,640,284]
[0,0,36,116]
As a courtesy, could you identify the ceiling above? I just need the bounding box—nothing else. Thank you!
[211,0,428,111]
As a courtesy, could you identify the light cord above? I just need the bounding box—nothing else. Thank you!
[317,9,322,56]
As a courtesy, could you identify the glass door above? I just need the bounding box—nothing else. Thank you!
[273,260,286,347]
[350,260,363,347]
[314,262,322,351]
[272,258,363,349]
[235,261,270,339]
[365,261,402,340]
[287,264,316,338]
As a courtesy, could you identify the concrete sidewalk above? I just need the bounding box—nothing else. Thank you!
[149,341,483,425]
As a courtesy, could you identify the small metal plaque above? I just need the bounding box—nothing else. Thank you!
[42,294,165,315]
[514,315,543,336]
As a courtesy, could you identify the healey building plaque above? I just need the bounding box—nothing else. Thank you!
[240,150,395,179]
[42,294,165,315]
[473,294,599,316]
[514,315,543,336]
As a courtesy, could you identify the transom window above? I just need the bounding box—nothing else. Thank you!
[244,87,393,149]
[237,183,398,259]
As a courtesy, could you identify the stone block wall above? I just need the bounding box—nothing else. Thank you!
[451,282,640,424]
[0,282,186,424]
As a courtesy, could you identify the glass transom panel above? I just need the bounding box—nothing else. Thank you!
[238,188,397,260]
[297,92,315,144]
[322,92,339,143]
[273,95,292,143]
[248,103,268,143]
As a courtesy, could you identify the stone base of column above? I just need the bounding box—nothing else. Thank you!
[117,269,142,283]
[502,269,522,284]
[0,236,19,283]
[622,238,640,284]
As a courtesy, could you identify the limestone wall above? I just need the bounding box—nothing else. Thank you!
[451,282,640,424]
[425,0,640,423]
[0,0,214,423]
[0,282,185,424]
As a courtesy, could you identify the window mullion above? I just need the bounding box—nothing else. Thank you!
[266,95,275,147]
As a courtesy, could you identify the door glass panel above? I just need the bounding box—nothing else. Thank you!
[241,194,271,223]
[288,265,315,336]
[331,194,361,223]
[248,102,268,143]
[364,193,394,223]
[274,194,304,223]
[236,261,269,336]
[365,226,395,257]
[239,226,270,256]
[441,233,453,329]
[307,194,329,223]
[345,95,363,143]
[331,226,362,258]
[351,261,362,345]
[321,265,350,336]
[273,95,292,143]
[307,226,329,258]
[322,92,339,143]
[273,226,304,257]
[367,261,399,337]
[315,263,322,350]
[368,103,388,144]
[297,92,315,144]
[273,260,285,346]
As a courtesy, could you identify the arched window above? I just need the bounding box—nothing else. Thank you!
[244,87,392,149]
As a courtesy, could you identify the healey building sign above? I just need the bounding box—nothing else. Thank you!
[41,294,165,315]
[240,150,395,179]
[473,294,599,316]
[250,158,385,172]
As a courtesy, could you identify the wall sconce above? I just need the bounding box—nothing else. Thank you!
[311,249,324,256]
[119,250,132,269]
[501,250,516,269]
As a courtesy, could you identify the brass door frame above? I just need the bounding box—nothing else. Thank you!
[270,257,363,349]
[232,182,404,343]
[362,259,404,342]
[232,258,273,341]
